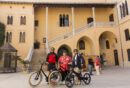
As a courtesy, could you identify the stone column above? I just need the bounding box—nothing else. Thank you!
[45,7,49,53]
[92,7,96,27]
[71,7,75,36]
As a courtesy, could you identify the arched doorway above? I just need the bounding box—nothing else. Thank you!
[57,45,72,57]
[99,31,119,66]
[77,36,94,66]
[87,17,93,24]
[77,36,94,55]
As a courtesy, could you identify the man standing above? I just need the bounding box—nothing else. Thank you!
[46,47,58,72]
[88,58,94,75]
[72,49,84,73]
[72,49,85,84]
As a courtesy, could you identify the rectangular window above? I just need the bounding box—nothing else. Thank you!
[125,0,129,15]
[120,5,123,19]
[122,3,126,17]
[7,16,13,25]
[127,49,130,61]
[124,29,130,41]
[35,20,39,27]
[6,32,12,43]
[19,32,25,43]
[120,1,129,19]
[59,14,69,27]
[20,16,26,25]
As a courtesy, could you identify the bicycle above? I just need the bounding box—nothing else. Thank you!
[48,67,64,86]
[28,61,56,87]
[65,65,91,88]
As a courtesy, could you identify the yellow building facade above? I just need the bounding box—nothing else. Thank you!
[0,0,130,69]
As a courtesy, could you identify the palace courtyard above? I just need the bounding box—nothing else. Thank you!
[0,67,130,88]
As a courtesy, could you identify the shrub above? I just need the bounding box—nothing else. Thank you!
[0,22,5,47]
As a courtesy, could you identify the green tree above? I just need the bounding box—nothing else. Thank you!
[0,22,5,47]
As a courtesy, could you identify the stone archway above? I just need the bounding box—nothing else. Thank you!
[57,44,72,57]
[99,31,119,66]
[77,36,94,55]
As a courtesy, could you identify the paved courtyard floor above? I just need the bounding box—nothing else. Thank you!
[0,66,130,88]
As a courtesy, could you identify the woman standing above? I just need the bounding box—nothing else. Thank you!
[94,56,101,75]
[58,50,71,82]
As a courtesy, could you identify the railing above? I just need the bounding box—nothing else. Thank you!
[24,45,34,62]
[75,22,94,34]
[95,22,115,27]
[48,22,115,45]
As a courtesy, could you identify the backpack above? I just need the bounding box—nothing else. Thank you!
[48,53,56,63]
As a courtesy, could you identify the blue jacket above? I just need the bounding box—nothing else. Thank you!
[72,54,85,69]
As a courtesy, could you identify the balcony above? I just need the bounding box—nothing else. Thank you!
[48,22,116,45]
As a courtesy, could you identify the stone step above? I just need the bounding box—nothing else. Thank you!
[30,48,47,71]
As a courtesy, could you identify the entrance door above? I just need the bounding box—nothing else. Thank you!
[4,53,11,68]
[114,50,119,66]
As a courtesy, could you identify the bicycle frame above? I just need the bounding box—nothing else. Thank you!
[37,63,48,80]
[69,68,84,81]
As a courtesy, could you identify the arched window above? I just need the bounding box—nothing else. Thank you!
[109,14,114,22]
[59,14,62,26]
[62,14,65,26]
[65,15,69,26]
[106,40,110,49]
[59,14,69,27]
[79,40,85,50]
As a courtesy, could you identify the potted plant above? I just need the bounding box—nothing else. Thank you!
[17,58,29,72]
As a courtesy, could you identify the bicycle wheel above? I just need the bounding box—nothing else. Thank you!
[49,71,62,86]
[83,73,91,85]
[29,72,42,87]
[65,73,75,88]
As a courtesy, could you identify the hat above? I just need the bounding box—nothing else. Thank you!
[51,47,55,51]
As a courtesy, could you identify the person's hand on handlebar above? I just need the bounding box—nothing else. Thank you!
[68,62,72,65]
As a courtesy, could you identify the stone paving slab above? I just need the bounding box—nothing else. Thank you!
[0,67,130,88]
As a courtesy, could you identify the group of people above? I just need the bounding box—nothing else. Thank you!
[88,56,102,75]
[46,47,102,82]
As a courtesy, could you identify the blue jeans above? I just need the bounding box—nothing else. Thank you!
[88,65,93,75]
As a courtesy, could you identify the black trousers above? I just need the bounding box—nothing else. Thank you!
[48,63,56,71]
[61,70,69,81]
